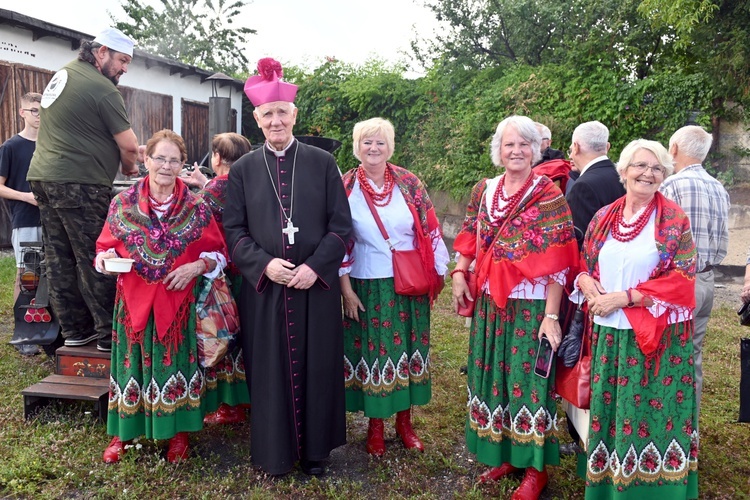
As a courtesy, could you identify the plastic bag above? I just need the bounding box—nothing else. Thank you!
[196,274,239,368]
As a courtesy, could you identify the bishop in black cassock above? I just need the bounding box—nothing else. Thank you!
[224,58,352,476]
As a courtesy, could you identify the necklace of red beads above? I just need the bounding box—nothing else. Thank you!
[611,198,656,242]
[357,165,395,207]
[491,172,533,217]
[148,191,175,212]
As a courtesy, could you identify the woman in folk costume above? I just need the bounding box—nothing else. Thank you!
[575,139,698,499]
[340,117,449,456]
[183,132,253,426]
[451,115,578,499]
[96,129,246,463]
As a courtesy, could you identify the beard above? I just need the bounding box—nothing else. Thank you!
[101,61,122,86]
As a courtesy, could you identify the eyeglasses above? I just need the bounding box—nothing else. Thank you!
[628,162,665,176]
[149,156,183,168]
[22,108,40,117]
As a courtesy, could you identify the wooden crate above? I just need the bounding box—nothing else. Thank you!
[55,344,111,379]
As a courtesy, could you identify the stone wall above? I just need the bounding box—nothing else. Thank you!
[719,118,750,181]
[430,190,469,251]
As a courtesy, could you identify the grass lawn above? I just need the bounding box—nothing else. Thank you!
[0,255,748,498]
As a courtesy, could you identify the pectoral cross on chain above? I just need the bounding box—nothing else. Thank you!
[282,219,299,245]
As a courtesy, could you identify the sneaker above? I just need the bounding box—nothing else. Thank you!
[97,338,112,352]
[64,332,98,347]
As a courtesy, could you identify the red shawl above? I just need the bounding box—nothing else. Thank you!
[454,174,578,308]
[96,177,227,359]
[342,163,443,304]
[581,192,696,368]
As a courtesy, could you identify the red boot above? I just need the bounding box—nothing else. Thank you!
[167,432,190,463]
[203,403,246,425]
[365,418,386,457]
[395,408,424,452]
[477,462,520,483]
[103,436,130,464]
[510,467,548,500]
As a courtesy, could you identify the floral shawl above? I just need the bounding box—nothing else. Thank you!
[342,163,443,303]
[581,192,696,370]
[202,174,228,234]
[96,177,226,360]
[454,174,578,308]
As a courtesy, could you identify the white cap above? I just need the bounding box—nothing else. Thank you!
[93,28,135,57]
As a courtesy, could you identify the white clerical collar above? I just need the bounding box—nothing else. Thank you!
[580,155,610,176]
[265,138,296,157]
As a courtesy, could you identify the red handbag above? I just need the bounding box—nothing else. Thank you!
[392,249,431,296]
[361,188,432,296]
[555,312,591,409]
[456,271,477,317]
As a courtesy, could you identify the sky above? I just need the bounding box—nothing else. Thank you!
[3,0,442,75]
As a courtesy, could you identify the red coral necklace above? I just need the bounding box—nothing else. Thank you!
[148,191,175,212]
[357,165,395,207]
[491,172,533,216]
[611,198,656,242]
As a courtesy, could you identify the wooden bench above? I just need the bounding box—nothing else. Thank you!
[22,374,109,421]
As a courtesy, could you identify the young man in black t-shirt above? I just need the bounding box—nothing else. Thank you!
[0,92,43,355]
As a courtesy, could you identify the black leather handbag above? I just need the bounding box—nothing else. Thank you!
[738,302,750,326]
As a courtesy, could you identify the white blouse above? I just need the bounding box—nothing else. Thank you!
[340,177,450,279]
[571,211,692,327]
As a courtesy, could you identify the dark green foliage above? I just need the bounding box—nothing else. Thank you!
[113,0,255,77]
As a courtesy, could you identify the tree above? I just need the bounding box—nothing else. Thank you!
[638,0,750,114]
[417,0,671,80]
[417,0,576,69]
[112,0,255,76]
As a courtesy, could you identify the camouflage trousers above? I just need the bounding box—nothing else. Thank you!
[30,181,116,341]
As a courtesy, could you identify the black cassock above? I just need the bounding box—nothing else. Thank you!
[224,139,352,475]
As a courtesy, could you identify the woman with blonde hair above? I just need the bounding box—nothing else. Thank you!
[340,117,449,456]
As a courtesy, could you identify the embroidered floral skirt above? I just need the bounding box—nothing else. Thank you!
[107,281,249,442]
[343,277,431,418]
[580,323,698,499]
[217,267,249,407]
[466,293,559,471]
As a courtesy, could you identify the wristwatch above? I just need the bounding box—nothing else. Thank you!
[625,288,635,308]
[544,313,559,321]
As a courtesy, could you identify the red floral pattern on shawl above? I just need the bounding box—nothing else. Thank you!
[202,174,228,234]
[581,192,696,369]
[342,163,443,303]
[454,174,578,308]
[96,177,227,359]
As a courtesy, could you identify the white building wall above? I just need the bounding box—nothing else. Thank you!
[1,24,243,134]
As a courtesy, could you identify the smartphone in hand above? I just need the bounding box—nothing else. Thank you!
[534,335,555,378]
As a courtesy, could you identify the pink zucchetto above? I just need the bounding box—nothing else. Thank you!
[244,58,298,106]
